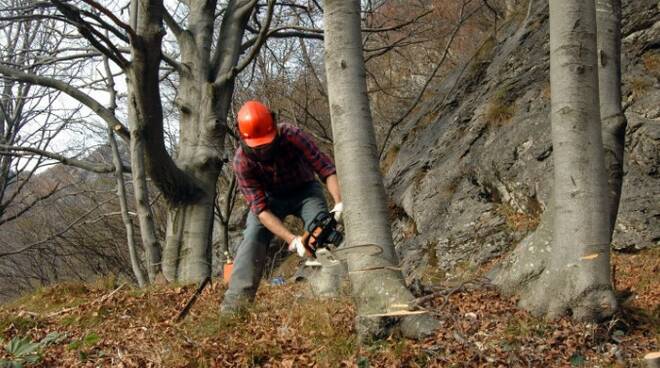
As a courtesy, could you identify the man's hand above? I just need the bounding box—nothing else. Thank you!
[288,236,306,257]
[330,202,343,223]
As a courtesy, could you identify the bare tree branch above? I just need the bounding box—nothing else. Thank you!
[162,7,183,39]
[362,10,433,33]
[211,0,258,84]
[0,183,60,226]
[50,0,130,68]
[378,2,483,157]
[232,0,275,76]
[0,197,114,258]
[0,64,130,142]
[0,143,129,173]
[79,0,136,40]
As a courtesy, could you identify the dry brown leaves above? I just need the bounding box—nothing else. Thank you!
[0,249,656,367]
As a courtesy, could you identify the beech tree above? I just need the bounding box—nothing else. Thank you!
[0,0,165,285]
[2,0,439,285]
[324,0,438,339]
[491,0,623,320]
[0,0,297,283]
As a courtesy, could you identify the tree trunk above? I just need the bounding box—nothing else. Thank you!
[323,0,438,340]
[217,173,237,259]
[596,0,626,236]
[163,195,216,282]
[160,0,253,283]
[129,0,203,205]
[126,85,162,283]
[108,127,147,287]
[104,55,147,287]
[491,0,618,321]
[160,40,223,284]
[124,0,162,283]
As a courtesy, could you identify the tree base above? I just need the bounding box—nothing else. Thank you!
[490,212,617,321]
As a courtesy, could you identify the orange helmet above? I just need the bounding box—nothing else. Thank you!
[237,101,276,147]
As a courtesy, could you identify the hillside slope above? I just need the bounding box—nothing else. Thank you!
[0,249,656,367]
[383,0,659,280]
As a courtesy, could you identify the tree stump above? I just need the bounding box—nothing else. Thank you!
[645,352,660,368]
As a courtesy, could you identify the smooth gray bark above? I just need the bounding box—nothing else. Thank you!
[596,0,627,236]
[324,0,438,340]
[545,0,615,319]
[492,0,618,321]
[126,0,162,285]
[160,0,257,283]
[216,173,238,259]
[108,128,146,287]
[126,85,162,283]
[104,56,146,287]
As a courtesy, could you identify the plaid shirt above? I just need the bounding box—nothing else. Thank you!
[233,123,336,214]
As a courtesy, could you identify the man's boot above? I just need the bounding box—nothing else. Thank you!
[219,292,252,316]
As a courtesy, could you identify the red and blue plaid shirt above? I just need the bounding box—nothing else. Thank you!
[233,123,336,214]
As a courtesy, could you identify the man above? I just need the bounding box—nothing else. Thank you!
[220,100,342,313]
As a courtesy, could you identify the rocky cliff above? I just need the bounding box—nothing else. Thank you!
[384,0,659,281]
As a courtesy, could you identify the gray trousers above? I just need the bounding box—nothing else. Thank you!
[224,181,328,303]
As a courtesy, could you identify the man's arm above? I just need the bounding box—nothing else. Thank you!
[285,124,337,182]
[258,210,296,243]
[325,174,341,204]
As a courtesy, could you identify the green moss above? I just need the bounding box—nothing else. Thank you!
[67,332,100,351]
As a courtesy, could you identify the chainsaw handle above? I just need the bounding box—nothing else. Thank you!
[301,231,316,257]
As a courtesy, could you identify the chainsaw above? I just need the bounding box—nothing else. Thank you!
[300,211,383,267]
[301,211,344,258]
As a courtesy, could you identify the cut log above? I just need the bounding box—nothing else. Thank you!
[362,310,428,318]
[645,352,660,368]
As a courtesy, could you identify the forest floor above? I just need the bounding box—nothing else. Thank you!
[0,248,657,367]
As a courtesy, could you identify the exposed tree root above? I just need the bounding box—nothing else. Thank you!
[490,210,617,322]
[488,211,553,293]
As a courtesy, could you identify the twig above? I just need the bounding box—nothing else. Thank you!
[175,276,211,322]
[415,277,490,310]
[47,282,127,317]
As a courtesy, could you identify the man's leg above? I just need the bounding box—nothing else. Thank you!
[297,181,330,231]
[220,212,273,313]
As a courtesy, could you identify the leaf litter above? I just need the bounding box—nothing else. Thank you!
[0,249,656,367]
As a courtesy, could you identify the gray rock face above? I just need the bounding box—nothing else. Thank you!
[384,1,659,280]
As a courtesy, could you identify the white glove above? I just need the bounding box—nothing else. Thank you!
[330,202,343,223]
[287,236,306,257]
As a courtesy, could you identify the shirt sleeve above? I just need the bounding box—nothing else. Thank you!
[233,152,268,215]
[285,124,337,181]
